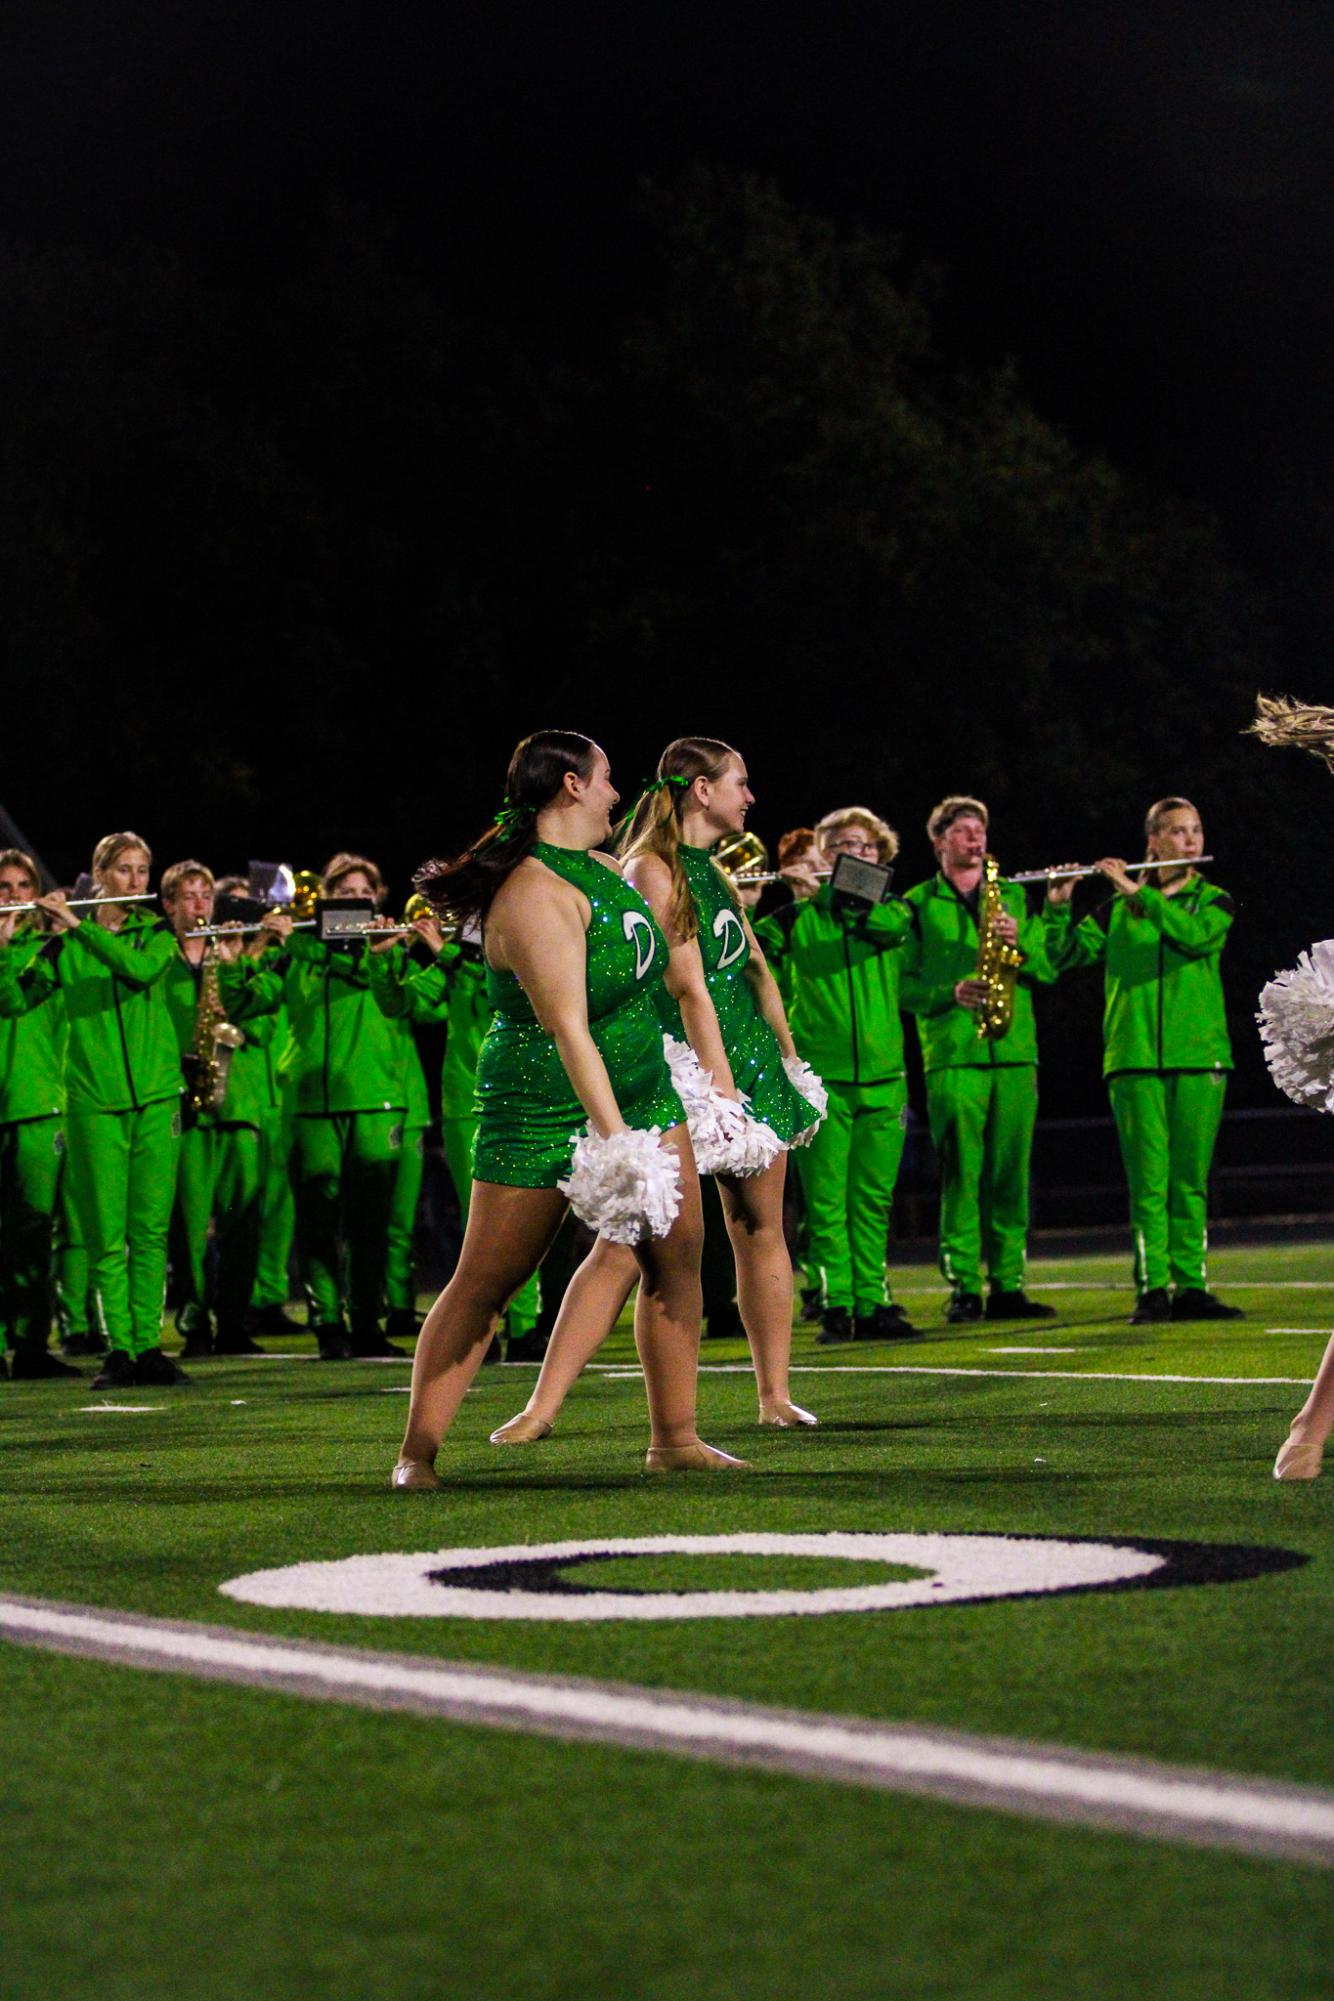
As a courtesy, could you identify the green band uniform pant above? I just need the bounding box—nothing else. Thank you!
[441,1114,540,1335]
[293,1111,401,1331]
[170,1122,264,1335]
[385,1127,426,1314]
[1106,1069,1227,1295]
[63,1101,182,1355]
[0,1116,63,1353]
[53,1170,90,1341]
[797,1079,907,1315]
[925,1063,1038,1295]
[252,1106,296,1312]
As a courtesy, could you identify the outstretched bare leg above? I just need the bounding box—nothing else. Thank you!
[1275,1329,1334,1479]
[634,1128,744,1468]
[717,1155,816,1427]
[394,1183,568,1485]
[490,1238,638,1442]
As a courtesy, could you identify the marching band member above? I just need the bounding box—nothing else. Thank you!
[393,729,732,1489]
[491,736,823,1443]
[0,850,79,1378]
[209,876,301,1340]
[1044,799,1240,1326]
[0,833,186,1388]
[280,853,408,1358]
[161,862,285,1357]
[756,807,918,1344]
[368,916,545,1359]
[900,796,1060,1324]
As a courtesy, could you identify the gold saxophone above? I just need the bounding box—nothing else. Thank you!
[973,855,1024,1042]
[184,939,246,1116]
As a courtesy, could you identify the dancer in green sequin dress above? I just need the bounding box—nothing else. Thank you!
[493,736,823,1445]
[393,731,745,1487]
[473,843,682,1185]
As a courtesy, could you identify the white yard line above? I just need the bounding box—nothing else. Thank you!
[584,1364,1313,1386]
[0,1592,1329,1869]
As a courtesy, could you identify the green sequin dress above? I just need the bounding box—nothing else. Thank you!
[472,843,684,1187]
[661,844,818,1145]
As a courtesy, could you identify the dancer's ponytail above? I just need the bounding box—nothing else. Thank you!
[618,737,737,941]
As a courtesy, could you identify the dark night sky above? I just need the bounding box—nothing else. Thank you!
[6,0,1332,580]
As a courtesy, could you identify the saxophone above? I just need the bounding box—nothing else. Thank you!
[973,854,1025,1042]
[184,939,246,1117]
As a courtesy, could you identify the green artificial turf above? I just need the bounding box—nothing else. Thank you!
[1,1239,1331,2000]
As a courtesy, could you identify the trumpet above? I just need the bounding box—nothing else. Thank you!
[1009,855,1214,886]
[0,891,158,914]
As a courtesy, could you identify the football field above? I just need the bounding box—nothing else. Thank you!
[2,1239,1332,2001]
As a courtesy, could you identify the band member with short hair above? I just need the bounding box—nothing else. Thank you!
[755,807,918,1343]
[900,796,1060,1324]
[210,875,300,1339]
[161,862,285,1357]
[0,849,80,1378]
[281,852,411,1359]
[0,833,186,1388]
[1044,798,1240,1324]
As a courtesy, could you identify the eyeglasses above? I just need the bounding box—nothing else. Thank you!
[826,838,881,858]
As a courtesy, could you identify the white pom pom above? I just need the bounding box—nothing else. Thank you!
[664,1034,784,1176]
[1257,941,1334,1113]
[558,1126,683,1245]
[783,1054,828,1147]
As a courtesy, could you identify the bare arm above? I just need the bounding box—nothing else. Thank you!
[625,853,738,1095]
[489,868,627,1137]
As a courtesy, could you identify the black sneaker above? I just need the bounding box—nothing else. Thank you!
[213,1327,267,1356]
[61,1329,107,1358]
[384,1308,422,1342]
[255,1303,303,1336]
[854,1304,921,1342]
[505,1328,549,1365]
[985,1289,1057,1321]
[135,1348,192,1386]
[179,1333,214,1360]
[91,1350,138,1390]
[348,1325,408,1358]
[1129,1287,1172,1325]
[312,1322,354,1361]
[816,1307,854,1345]
[1171,1288,1245,1322]
[944,1290,984,1325]
[799,1288,823,1325]
[10,1348,83,1380]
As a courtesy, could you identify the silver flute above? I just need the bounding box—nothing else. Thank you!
[1009,855,1213,886]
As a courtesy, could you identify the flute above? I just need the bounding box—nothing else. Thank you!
[1009,856,1213,886]
[0,891,159,914]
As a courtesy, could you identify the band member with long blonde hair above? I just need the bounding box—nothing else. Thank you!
[491,735,823,1445]
[1045,798,1240,1325]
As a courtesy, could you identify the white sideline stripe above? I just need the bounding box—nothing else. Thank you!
[0,1594,1330,1869]
[586,1365,1312,1387]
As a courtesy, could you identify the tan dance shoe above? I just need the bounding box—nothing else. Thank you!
[1273,1428,1325,1481]
[390,1458,441,1491]
[757,1399,819,1428]
[489,1412,554,1446]
[644,1440,751,1472]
